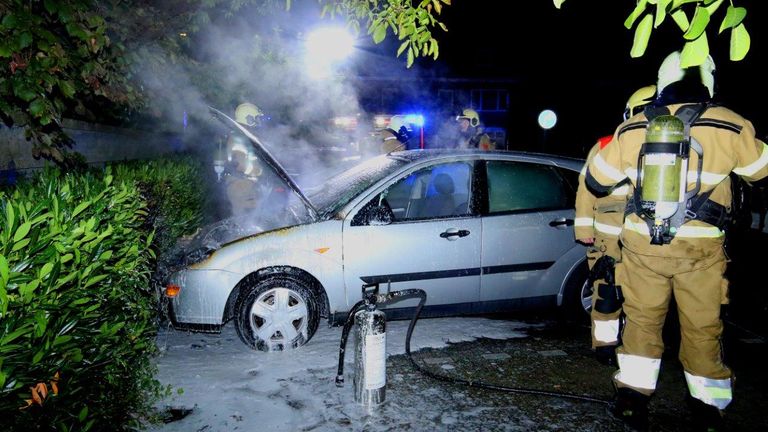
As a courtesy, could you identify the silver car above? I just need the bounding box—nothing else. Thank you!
[165,109,589,351]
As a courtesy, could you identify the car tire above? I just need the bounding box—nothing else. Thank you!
[234,275,320,352]
[561,261,591,321]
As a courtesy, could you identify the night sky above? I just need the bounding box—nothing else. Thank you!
[415,0,766,158]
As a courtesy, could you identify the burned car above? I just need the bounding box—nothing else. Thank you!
[164,108,589,351]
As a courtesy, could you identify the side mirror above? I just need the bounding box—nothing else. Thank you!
[367,205,393,226]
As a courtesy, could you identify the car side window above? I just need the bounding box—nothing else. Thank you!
[354,162,473,225]
[486,161,569,214]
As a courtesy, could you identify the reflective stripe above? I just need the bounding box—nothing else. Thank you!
[593,153,626,183]
[580,165,587,176]
[594,319,620,343]
[616,353,660,390]
[734,143,768,177]
[574,217,594,227]
[626,167,638,180]
[684,371,732,409]
[611,184,630,196]
[623,218,724,238]
[594,221,622,236]
[693,171,727,185]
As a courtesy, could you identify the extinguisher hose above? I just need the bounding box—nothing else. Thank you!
[335,299,367,387]
[401,289,611,405]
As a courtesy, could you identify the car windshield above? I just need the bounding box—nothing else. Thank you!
[307,154,408,217]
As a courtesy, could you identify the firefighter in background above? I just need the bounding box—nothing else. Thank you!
[222,102,265,217]
[575,84,656,367]
[586,51,768,431]
[455,108,493,150]
[380,115,409,153]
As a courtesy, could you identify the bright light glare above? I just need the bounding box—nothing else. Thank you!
[306,27,354,61]
[538,109,557,130]
[405,114,424,127]
[305,27,354,79]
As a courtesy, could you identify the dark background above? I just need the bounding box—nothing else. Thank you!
[414,0,765,158]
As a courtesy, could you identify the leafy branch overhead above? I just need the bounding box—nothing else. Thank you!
[318,0,451,68]
[554,0,750,67]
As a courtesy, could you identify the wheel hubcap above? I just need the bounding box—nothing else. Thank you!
[249,287,308,348]
[580,280,593,314]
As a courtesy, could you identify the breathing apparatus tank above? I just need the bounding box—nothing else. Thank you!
[640,115,687,221]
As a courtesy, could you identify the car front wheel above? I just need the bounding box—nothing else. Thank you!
[234,275,320,351]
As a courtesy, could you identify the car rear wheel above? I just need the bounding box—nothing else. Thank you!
[580,278,593,315]
[234,276,320,351]
[561,261,591,321]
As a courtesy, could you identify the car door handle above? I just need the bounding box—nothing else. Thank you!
[549,218,574,227]
[440,229,470,240]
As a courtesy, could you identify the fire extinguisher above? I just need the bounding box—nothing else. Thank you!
[353,284,387,406]
[336,283,427,408]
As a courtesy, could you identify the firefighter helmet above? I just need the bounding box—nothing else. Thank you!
[235,103,264,127]
[657,50,716,98]
[624,85,657,120]
[456,108,480,128]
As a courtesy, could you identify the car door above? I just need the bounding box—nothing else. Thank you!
[342,160,481,309]
[480,159,576,302]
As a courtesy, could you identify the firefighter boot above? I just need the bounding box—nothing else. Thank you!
[687,396,725,432]
[609,387,650,431]
[595,345,617,367]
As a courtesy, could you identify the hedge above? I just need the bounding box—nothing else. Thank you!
[0,155,206,431]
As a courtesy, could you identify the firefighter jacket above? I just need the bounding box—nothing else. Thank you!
[225,171,260,217]
[586,103,768,259]
[575,138,629,243]
[380,129,406,154]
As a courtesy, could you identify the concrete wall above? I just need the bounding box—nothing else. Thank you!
[0,119,188,175]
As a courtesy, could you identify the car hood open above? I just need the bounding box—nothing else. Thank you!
[209,106,319,222]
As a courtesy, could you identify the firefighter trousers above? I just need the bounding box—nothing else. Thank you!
[587,235,622,348]
[613,247,732,405]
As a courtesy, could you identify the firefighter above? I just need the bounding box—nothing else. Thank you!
[575,84,656,367]
[586,51,768,431]
[380,115,409,153]
[455,108,493,150]
[224,133,263,218]
[235,102,265,128]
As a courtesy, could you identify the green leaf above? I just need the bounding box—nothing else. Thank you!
[1,14,17,29]
[719,6,746,34]
[397,40,409,57]
[680,33,709,67]
[79,406,89,422]
[703,0,723,16]
[624,0,648,29]
[40,262,54,279]
[654,0,672,27]
[12,238,30,252]
[84,274,108,288]
[13,221,31,242]
[18,32,33,49]
[630,14,654,58]
[729,23,750,61]
[0,255,8,284]
[373,23,386,44]
[670,9,690,31]
[32,350,45,364]
[6,204,15,235]
[72,201,91,218]
[59,80,76,98]
[43,0,58,14]
[683,6,709,40]
[552,0,566,9]
[407,46,414,68]
[30,98,46,117]
[53,335,72,346]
